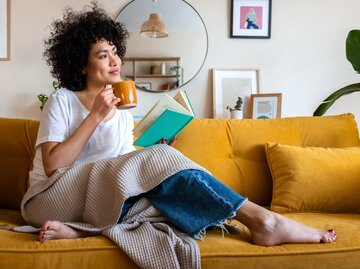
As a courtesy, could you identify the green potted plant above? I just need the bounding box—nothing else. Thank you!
[37,81,61,111]
[313,30,360,116]
[226,96,243,119]
[169,65,183,87]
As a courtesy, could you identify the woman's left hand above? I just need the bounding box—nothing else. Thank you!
[157,136,177,147]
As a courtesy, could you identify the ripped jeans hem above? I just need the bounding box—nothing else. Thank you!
[193,198,248,240]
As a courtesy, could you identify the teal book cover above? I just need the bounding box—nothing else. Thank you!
[134,109,194,147]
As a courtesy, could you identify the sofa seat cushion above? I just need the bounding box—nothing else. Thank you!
[0,209,138,269]
[199,213,360,269]
[2,209,360,269]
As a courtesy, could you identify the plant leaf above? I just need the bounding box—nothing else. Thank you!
[313,83,360,116]
[346,30,360,73]
[52,81,61,90]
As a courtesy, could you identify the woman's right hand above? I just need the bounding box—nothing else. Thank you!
[90,85,120,121]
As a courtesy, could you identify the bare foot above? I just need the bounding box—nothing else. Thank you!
[235,201,337,246]
[249,212,337,246]
[39,220,87,242]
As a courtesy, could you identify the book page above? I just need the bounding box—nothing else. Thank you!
[173,91,194,116]
[133,94,191,137]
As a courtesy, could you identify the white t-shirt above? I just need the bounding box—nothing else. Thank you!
[29,88,136,186]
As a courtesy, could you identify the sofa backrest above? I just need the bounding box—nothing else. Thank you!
[1,114,359,210]
[174,114,360,206]
[0,118,39,210]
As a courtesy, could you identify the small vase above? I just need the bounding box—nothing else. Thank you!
[230,110,243,119]
[160,62,166,75]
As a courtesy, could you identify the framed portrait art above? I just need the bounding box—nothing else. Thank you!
[136,82,151,91]
[0,0,10,60]
[230,0,272,39]
[250,93,282,119]
[212,68,260,119]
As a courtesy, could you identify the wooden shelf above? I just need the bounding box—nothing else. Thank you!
[123,57,181,91]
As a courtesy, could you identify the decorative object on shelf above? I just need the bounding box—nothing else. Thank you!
[37,81,61,111]
[249,93,282,119]
[160,62,166,75]
[230,0,272,39]
[0,0,10,61]
[162,83,170,91]
[150,65,160,75]
[136,82,152,91]
[226,97,243,119]
[169,65,184,86]
[213,68,260,118]
[314,29,360,116]
[140,13,169,38]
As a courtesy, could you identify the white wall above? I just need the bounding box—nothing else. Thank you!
[0,0,359,126]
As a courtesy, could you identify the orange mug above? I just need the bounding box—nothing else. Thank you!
[112,80,137,109]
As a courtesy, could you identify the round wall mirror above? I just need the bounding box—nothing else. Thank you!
[116,0,208,92]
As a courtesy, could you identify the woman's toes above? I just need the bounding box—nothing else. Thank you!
[320,229,337,243]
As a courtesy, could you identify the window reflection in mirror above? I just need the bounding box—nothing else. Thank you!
[116,0,208,92]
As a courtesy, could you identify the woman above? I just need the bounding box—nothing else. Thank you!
[246,8,259,29]
[25,3,336,247]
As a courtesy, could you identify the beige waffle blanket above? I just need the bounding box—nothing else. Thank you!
[21,145,207,269]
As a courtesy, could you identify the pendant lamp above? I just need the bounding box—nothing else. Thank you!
[140,13,169,38]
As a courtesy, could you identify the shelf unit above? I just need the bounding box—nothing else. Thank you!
[123,57,181,91]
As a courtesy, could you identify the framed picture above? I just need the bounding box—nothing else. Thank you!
[136,82,151,91]
[213,68,260,118]
[250,93,282,119]
[0,0,10,60]
[230,0,272,39]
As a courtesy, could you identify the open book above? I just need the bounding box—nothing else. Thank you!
[133,91,195,147]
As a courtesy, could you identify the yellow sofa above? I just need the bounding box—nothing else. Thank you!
[1,114,360,269]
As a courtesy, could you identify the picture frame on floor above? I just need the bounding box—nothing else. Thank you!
[230,0,272,39]
[249,93,282,119]
[212,68,260,119]
[0,0,10,60]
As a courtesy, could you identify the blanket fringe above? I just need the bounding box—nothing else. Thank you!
[0,224,40,233]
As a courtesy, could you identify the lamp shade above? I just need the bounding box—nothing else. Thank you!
[140,13,169,38]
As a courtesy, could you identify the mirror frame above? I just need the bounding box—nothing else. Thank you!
[116,0,209,92]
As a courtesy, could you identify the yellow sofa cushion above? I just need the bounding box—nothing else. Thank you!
[266,143,360,213]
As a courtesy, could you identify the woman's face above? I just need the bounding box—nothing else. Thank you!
[84,39,122,88]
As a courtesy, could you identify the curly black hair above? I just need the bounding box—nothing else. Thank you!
[43,2,129,91]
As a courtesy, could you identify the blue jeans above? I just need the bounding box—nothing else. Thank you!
[247,21,259,29]
[118,169,247,238]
